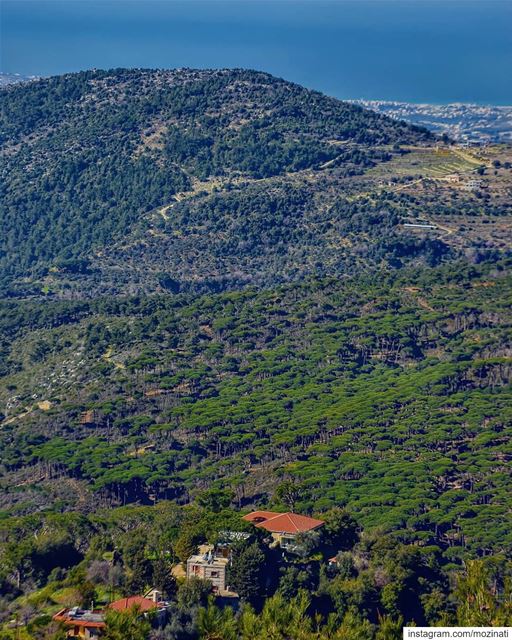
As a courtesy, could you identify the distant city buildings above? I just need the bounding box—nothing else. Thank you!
[349,100,512,145]
[0,72,40,87]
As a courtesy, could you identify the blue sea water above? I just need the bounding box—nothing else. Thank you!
[1,0,511,104]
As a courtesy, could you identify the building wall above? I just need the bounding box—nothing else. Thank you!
[187,560,226,592]
[66,626,102,640]
[271,532,297,549]
[203,564,226,592]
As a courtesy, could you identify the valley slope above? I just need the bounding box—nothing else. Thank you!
[1,261,511,556]
[1,70,511,562]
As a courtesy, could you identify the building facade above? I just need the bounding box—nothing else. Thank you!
[186,546,229,593]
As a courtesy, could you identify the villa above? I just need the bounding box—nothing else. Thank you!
[242,511,325,550]
[52,608,106,640]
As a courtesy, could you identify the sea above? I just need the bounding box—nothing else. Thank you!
[1,0,511,105]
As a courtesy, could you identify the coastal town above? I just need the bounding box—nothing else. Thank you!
[352,100,512,146]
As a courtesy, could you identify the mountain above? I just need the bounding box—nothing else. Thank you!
[1,67,511,536]
[1,68,512,633]
[1,67,439,297]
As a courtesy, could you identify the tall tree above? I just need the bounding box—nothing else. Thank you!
[228,543,266,604]
[152,556,176,599]
[103,609,151,640]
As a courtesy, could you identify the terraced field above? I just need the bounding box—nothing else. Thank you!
[368,145,486,179]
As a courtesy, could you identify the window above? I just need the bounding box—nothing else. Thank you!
[281,536,295,548]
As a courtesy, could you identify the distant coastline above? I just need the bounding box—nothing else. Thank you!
[0,72,40,86]
[350,100,512,145]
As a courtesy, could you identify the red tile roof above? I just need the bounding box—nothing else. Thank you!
[109,596,157,612]
[53,609,106,629]
[242,511,324,534]
[242,511,282,523]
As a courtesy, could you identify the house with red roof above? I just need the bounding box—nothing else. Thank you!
[52,608,106,640]
[242,511,324,551]
[108,595,158,613]
[53,592,164,639]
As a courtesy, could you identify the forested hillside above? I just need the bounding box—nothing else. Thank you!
[1,260,511,555]
[1,259,511,635]
[1,69,511,637]
[1,67,437,296]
